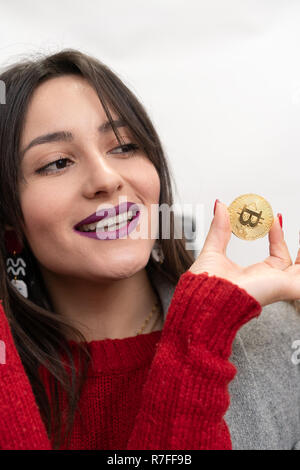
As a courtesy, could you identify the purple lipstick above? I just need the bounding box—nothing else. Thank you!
[73,201,141,240]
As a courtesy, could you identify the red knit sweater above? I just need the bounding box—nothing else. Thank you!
[0,270,262,450]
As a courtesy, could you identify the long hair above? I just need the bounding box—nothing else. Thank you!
[0,49,195,449]
[288,300,300,313]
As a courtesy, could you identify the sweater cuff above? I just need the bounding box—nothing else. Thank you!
[163,270,262,360]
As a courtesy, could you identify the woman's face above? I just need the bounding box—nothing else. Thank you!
[18,75,160,282]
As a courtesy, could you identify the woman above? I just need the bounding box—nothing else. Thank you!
[0,49,300,450]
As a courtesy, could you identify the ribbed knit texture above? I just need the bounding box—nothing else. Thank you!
[0,270,262,450]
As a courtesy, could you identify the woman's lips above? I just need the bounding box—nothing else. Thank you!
[74,201,140,230]
[73,210,140,240]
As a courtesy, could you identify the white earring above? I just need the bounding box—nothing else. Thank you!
[151,240,164,264]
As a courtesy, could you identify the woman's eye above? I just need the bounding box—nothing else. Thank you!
[109,143,139,155]
[36,157,73,175]
[35,144,139,176]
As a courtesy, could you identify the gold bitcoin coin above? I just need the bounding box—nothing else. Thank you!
[227,194,274,240]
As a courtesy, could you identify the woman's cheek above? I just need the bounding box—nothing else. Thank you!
[19,186,54,237]
[137,161,160,202]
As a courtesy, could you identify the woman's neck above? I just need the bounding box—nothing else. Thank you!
[39,265,162,342]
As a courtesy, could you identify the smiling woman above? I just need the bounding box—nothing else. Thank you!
[1,49,300,452]
[0,50,195,449]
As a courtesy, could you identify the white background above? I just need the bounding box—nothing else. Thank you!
[0,0,299,265]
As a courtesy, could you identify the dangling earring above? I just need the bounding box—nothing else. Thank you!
[151,240,165,264]
[4,229,28,298]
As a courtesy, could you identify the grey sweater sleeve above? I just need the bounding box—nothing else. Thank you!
[224,300,300,450]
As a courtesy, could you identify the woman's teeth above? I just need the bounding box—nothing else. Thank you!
[77,210,135,232]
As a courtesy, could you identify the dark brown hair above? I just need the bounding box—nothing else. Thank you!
[289,300,300,312]
[0,49,195,449]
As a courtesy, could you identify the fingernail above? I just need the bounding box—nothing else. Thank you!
[213,199,220,216]
[277,213,283,229]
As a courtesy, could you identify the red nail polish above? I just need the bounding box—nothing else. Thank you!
[277,213,283,229]
[213,199,220,216]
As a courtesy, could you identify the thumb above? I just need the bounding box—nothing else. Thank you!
[202,200,232,255]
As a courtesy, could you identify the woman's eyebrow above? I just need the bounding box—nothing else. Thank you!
[20,118,127,160]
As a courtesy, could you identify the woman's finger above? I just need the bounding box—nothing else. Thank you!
[201,200,232,255]
[264,214,293,269]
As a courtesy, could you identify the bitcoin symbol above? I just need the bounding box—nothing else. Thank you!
[228,193,274,240]
[238,205,264,228]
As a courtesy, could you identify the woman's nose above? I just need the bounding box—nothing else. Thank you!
[81,152,124,197]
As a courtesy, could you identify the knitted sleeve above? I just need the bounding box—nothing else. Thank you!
[126,270,262,450]
[0,300,52,449]
[0,270,261,450]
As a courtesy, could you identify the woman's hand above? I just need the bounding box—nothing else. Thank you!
[189,200,300,307]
